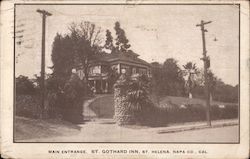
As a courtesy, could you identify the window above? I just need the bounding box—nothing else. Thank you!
[89,65,101,74]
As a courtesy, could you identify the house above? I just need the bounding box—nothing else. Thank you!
[77,50,151,93]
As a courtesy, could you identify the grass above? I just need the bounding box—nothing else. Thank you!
[14,116,81,141]
[159,96,238,108]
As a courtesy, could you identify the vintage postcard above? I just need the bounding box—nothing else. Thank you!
[0,0,249,158]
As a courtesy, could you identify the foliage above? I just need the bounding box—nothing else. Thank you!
[16,95,41,118]
[64,73,85,101]
[61,73,85,123]
[126,74,152,111]
[51,21,102,87]
[165,104,238,123]
[213,82,238,103]
[207,70,217,94]
[114,21,131,52]
[183,62,199,95]
[151,58,185,97]
[192,69,238,103]
[114,74,168,126]
[68,21,102,83]
[49,20,103,121]
[104,29,114,51]
[107,66,120,92]
[51,33,75,88]
[16,75,36,95]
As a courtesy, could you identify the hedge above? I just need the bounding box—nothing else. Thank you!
[16,95,41,119]
[144,103,238,126]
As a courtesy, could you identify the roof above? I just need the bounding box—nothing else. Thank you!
[91,51,150,67]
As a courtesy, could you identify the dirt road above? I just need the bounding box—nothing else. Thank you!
[19,119,238,143]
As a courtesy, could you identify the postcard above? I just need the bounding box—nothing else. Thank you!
[1,0,249,158]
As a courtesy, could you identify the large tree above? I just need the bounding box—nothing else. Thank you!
[114,21,131,52]
[68,21,102,84]
[51,33,75,88]
[151,58,185,97]
[51,21,103,95]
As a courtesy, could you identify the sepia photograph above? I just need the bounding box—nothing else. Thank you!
[13,3,240,143]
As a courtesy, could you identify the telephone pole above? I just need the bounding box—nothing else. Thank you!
[196,20,212,126]
[37,9,52,118]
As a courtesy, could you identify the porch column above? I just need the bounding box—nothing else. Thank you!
[100,79,103,93]
[105,81,108,93]
[93,80,97,93]
[117,63,121,74]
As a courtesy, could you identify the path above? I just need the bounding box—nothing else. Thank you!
[82,95,112,120]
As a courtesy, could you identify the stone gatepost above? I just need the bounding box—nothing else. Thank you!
[113,74,136,125]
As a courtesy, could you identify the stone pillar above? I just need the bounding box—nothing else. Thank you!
[113,74,136,125]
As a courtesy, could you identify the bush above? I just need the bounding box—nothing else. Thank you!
[16,75,36,95]
[139,103,238,126]
[165,104,238,124]
[59,73,85,123]
[114,74,169,127]
[16,95,41,118]
[136,102,168,127]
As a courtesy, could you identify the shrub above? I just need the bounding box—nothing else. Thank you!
[165,104,238,124]
[16,75,36,95]
[60,73,85,123]
[114,74,168,126]
[16,95,41,118]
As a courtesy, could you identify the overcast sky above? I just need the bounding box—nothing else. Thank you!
[15,4,239,86]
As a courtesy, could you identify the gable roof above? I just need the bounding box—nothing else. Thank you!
[91,50,150,67]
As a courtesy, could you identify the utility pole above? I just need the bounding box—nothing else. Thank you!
[37,9,52,118]
[196,20,212,126]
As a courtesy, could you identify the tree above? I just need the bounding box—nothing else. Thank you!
[68,21,102,85]
[107,66,119,92]
[151,59,185,97]
[207,70,217,101]
[162,58,185,96]
[104,29,114,51]
[193,69,238,103]
[50,21,102,99]
[183,62,199,98]
[114,21,131,52]
[51,33,75,88]
[150,62,163,104]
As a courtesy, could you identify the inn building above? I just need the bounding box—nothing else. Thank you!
[77,50,151,93]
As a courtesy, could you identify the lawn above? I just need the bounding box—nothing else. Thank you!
[88,95,114,118]
[159,96,238,108]
[14,116,81,141]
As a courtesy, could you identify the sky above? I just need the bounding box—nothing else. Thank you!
[15,4,239,86]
